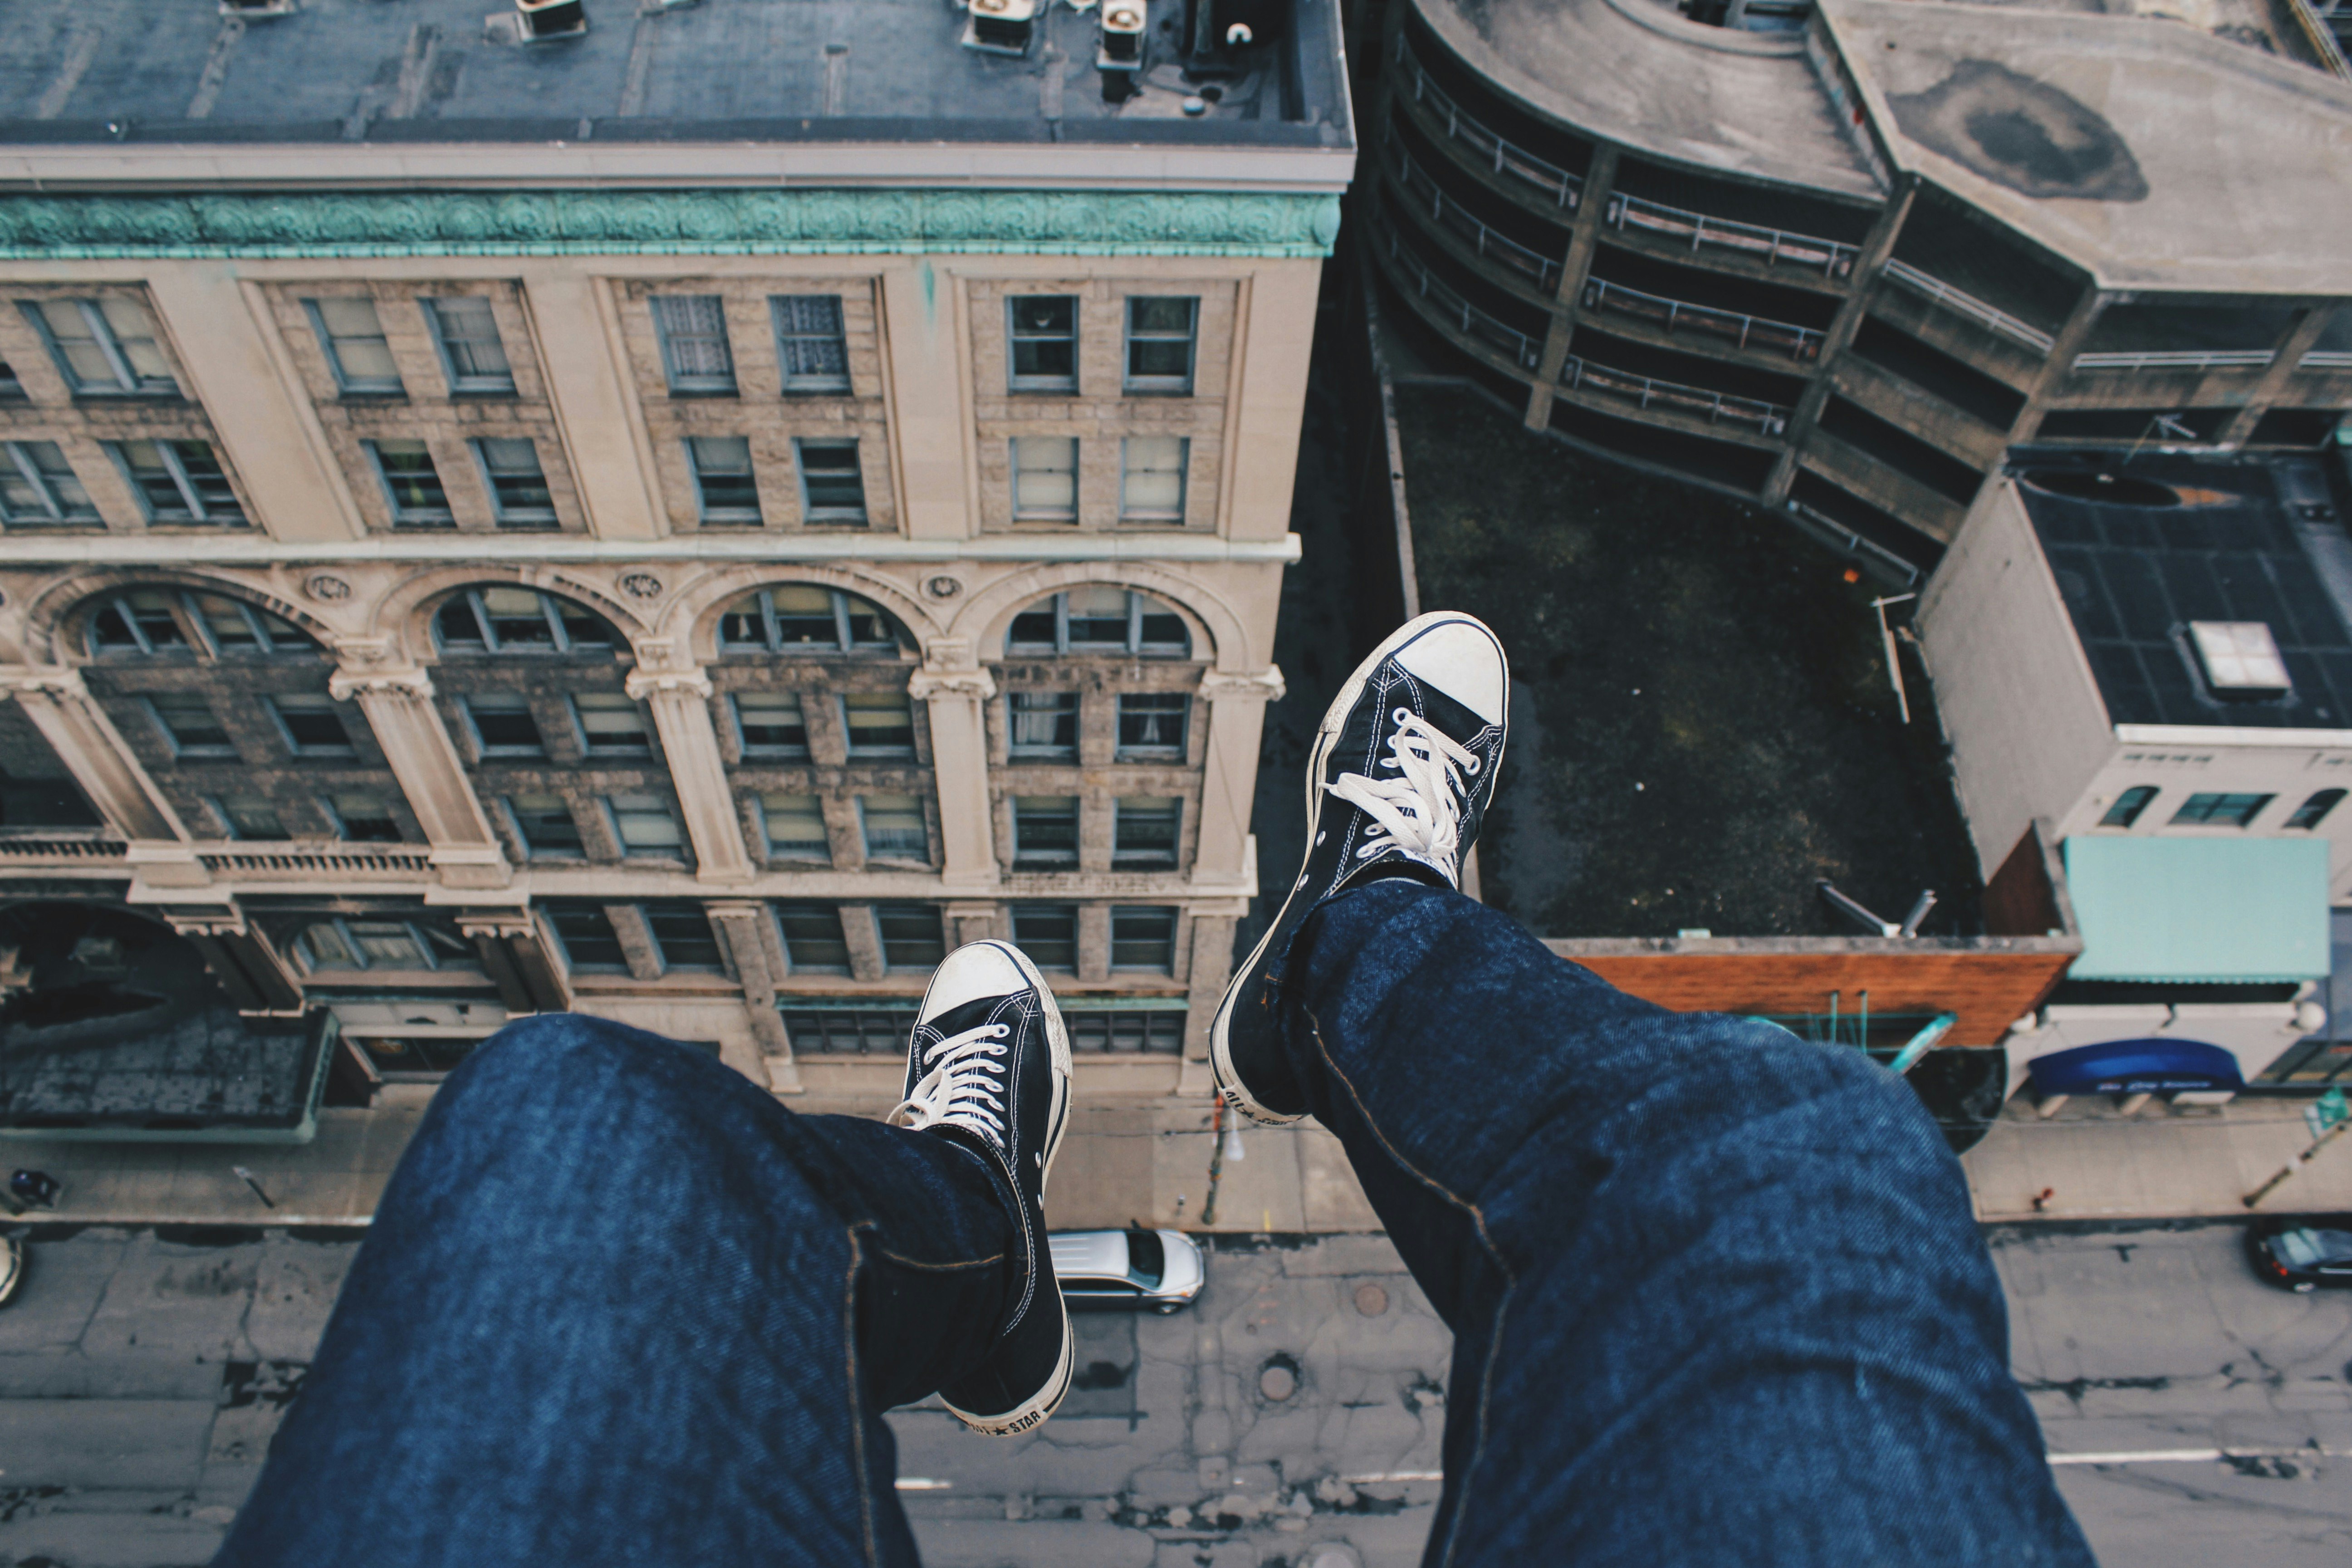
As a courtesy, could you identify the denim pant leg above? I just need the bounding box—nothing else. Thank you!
[215,1014,1018,1568]
[1283,881,2092,1568]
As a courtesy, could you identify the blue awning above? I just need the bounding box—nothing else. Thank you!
[2064,835,2330,983]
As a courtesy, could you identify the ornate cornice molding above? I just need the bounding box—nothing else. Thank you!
[624,667,715,701]
[328,665,435,701]
[0,665,89,700]
[0,188,1343,260]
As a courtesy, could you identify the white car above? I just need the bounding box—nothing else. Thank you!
[1049,1228,1205,1313]
[0,1236,20,1307]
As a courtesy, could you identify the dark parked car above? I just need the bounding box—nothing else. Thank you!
[2248,1219,2352,1291]
[1049,1228,1204,1313]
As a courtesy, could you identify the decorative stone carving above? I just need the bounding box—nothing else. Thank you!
[1199,666,1288,703]
[0,190,1343,260]
[619,572,664,601]
[0,665,88,699]
[623,667,716,701]
[304,573,353,602]
[328,666,436,701]
[908,668,999,702]
[924,574,964,600]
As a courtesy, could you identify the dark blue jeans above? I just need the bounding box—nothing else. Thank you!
[217,884,2090,1566]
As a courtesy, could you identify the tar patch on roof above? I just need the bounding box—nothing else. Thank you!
[1888,60,2147,203]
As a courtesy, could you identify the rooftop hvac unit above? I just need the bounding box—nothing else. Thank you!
[965,0,1040,55]
[1100,1,1148,65]
[517,0,589,40]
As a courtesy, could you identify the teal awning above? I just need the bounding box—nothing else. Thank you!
[2064,835,2331,983]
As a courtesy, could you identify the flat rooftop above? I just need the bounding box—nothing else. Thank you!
[0,0,1351,155]
[2017,451,2352,730]
[1392,383,1985,938]
[1823,0,2352,294]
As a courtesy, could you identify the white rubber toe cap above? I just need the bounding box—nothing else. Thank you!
[921,941,1031,1021]
[1394,617,1508,725]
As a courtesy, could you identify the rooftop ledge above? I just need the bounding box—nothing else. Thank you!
[0,532,1306,569]
[2112,722,2352,749]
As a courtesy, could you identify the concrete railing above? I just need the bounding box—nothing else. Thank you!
[1383,228,1547,370]
[2301,350,2352,370]
[1880,260,2055,354]
[1581,277,1823,360]
[1394,34,1584,213]
[1605,193,1857,279]
[1560,355,1789,435]
[1389,137,1566,294]
[198,843,438,878]
[0,834,128,861]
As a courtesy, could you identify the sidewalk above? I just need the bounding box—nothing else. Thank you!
[14,1086,2352,1232]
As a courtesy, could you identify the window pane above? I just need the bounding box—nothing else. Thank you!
[733,691,808,755]
[770,585,840,647]
[774,902,850,972]
[652,295,735,391]
[1121,436,1187,521]
[509,793,583,857]
[545,902,626,970]
[270,694,355,755]
[1009,691,1078,756]
[1013,795,1079,866]
[349,920,428,968]
[2099,786,2157,828]
[149,694,235,756]
[1126,297,1197,392]
[216,792,288,840]
[99,298,174,385]
[2289,789,2347,830]
[1012,436,1078,521]
[1012,904,1078,971]
[862,793,928,859]
[844,691,914,754]
[690,436,760,523]
[773,294,851,391]
[313,297,402,390]
[797,440,866,524]
[465,693,544,756]
[760,792,829,860]
[1009,296,1078,388]
[0,441,97,524]
[574,692,652,755]
[608,793,685,853]
[372,438,451,524]
[2170,791,2275,828]
[1066,586,1131,648]
[643,901,723,970]
[480,586,558,649]
[479,438,554,524]
[1111,906,1178,971]
[38,300,118,388]
[1114,795,1181,864]
[169,441,242,522]
[332,790,402,842]
[93,589,188,653]
[875,904,946,970]
[1117,692,1188,758]
[426,297,513,386]
[299,921,360,969]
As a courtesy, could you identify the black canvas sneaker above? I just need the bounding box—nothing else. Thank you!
[1210,612,1510,1125]
[887,940,1075,1436]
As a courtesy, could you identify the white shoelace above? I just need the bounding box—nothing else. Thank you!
[887,1021,1012,1149]
[1326,708,1480,882]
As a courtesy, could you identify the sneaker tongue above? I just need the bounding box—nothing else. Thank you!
[924,994,1018,1041]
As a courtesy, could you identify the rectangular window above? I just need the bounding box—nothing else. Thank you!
[608,793,687,857]
[642,900,724,971]
[1124,297,1198,394]
[759,792,831,862]
[146,694,236,758]
[1119,436,1188,524]
[2099,786,2158,828]
[328,791,402,843]
[860,793,929,861]
[795,439,867,524]
[2170,791,2276,828]
[304,297,403,394]
[1012,904,1078,971]
[688,436,761,525]
[268,693,356,758]
[652,295,736,394]
[367,439,453,528]
[1013,795,1080,868]
[507,794,585,859]
[1008,296,1079,392]
[843,691,915,756]
[421,297,515,394]
[1114,795,1181,866]
[544,901,627,971]
[0,441,98,525]
[462,693,545,758]
[113,440,243,525]
[774,901,851,973]
[732,692,809,757]
[1068,1008,1186,1055]
[1111,906,1179,972]
[573,692,654,758]
[1115,692,1189,761]
[771,294,852,392]
[212,792,289,841]
[875,903,946,970]
[0,359,19,398]
[1008,691,1078,760]
[21,298,179,396]
[475,438,557,529]
[2288,789,2347,830]
[1012,436,1078,523]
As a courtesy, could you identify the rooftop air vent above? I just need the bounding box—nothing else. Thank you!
[517,0,588,40]
[965,0,1039,56]
[2187,621,2292,701]
[1101,2,1147,64]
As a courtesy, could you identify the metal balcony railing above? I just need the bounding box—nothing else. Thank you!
[1559,356,1790,435]
[0,834,127,861]
[1580,277,1823,360]
[1383,229,1547,370]
[2301,350,2352,370]
[1394,34,1584,212]
[1880,260,2055,354]
[1604,193,1857,279]
[1388,137,1566,294]
[2071,349,2275,373]
[198,843,438,877]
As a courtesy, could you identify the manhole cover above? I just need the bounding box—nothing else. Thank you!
[1259,1354,1299,1401]
[1354,1282,1389,1317]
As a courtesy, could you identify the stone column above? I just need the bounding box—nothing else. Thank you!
[1194,668,1285,882]
[160,899,304,1012]
[708,899,797,1089]
[328,657,511,891]
[1179,910,1240,1097]
[623,663,755,884]
[910,643,999,893]
[0,667,185,842]
[946,900,1000,948]
[456,908,572,1014]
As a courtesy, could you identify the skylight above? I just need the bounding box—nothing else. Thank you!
[2188,621,2291,699]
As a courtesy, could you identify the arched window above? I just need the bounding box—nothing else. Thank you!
[718,586,906,655]
[434,587,617,654]
[1006,588,1190,657]
[2287,789,2347,831]
[84,588,318,659]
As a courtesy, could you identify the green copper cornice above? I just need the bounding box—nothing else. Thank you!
[0,188,1342,259]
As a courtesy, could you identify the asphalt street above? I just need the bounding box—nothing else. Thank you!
[1,1223,2348,1564]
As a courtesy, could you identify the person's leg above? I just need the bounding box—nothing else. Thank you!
[215,1004,1043,1568]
